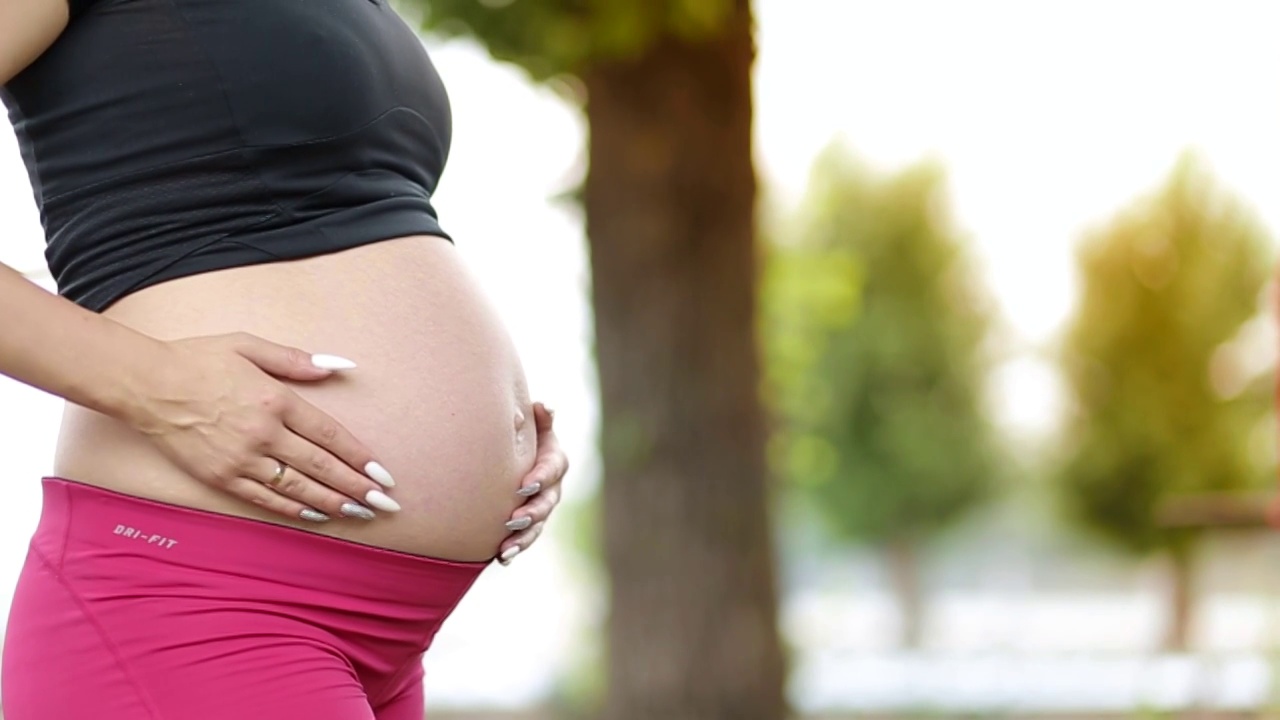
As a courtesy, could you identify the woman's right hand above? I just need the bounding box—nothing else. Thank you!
[123,331,399,523]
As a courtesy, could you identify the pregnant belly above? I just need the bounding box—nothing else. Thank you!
[52,236,534,561]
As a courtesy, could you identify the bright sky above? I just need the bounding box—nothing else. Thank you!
[0,0,1277,705]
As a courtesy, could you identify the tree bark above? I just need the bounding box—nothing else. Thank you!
[583,2,787,719]
[886,540,924,650]
[1163,547,1196,652]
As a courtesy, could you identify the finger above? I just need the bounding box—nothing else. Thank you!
[532,404,565,469]
[507,485,561,529]
[532,402,555,430]
[498,521,546,566]
[256,455,388,520]
[270,434,400,515]
[224,476,334,523]
[514,405,568,497]
[279,394,397,489]
[231,332,357,382]
[516,442,569,498]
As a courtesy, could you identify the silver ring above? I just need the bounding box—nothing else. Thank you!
[268,461,288,488]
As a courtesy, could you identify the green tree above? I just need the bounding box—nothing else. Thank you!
[763,147,1002,648]
[1057,155,1273,651]
[406,2,786,718]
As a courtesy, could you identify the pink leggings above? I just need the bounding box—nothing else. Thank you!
[2,478,488,720]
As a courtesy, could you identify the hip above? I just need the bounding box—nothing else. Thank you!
[2,477,484,719]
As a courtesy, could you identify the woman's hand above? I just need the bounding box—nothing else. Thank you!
[499,402,568,565]
[125,332,400,524]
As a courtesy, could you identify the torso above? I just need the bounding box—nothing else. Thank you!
[53,235,535,561]
[3,0,530,561]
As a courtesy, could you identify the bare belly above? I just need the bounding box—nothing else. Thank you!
[52,236,534,561]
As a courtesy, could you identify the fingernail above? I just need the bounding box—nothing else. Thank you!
[499,546,521,565]
[516,482,542,497]
[299,509,331,523]
[506,516,533,531]
[365,461,396,488]
[340,503,376,520]
[311,354,358,370]
[365,489,401,513]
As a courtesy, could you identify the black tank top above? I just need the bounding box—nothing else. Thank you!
[2,0,453,311]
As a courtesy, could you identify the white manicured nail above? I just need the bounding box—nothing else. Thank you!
[365,489,401,513]
[499,546,521,565]
[365,461,396,488]
[311,354,357,370]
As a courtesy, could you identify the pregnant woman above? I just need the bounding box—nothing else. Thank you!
[0,0,568,718]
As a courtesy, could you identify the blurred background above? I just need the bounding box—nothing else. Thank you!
[3,0,1280,717]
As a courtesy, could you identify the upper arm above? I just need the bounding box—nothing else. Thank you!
[0,0,70,85]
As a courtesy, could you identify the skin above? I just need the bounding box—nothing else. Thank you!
[0,0,566,564]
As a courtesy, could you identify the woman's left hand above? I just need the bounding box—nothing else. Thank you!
[499,402,567,565]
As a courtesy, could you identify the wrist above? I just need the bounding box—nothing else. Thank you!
[83,333,175,430]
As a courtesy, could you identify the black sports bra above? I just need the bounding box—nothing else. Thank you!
[2,0,453,312]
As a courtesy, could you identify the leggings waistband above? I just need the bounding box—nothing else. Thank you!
[36,477,487,604]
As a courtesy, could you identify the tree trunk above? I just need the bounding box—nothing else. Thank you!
[886,540,924,650]
[1163,547,1197,652]
[583,2,787,720]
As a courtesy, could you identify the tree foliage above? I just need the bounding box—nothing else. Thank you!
[409,0,737,80]
[1057,155,1274,557]
[763,146,1002,548]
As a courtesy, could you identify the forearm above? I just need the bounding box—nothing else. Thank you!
[0,262,166,420]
